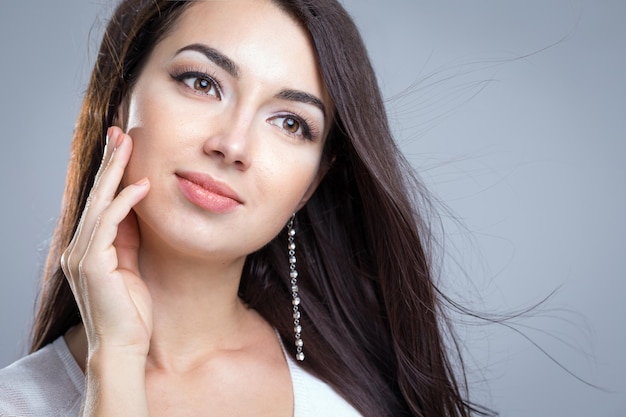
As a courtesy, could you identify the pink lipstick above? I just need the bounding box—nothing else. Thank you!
[176,172,242,213]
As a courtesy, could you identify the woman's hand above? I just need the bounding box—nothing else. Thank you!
[60,126,152,416]
[61,126,152,355]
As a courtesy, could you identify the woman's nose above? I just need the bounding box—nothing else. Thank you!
[202,111,253,170]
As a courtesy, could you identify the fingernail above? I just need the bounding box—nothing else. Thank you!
[135,177,149,187]
[105,127,113,146]
[115,131,125,148]
[106,128,121,149]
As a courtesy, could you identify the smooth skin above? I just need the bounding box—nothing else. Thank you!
[61,1,331,416]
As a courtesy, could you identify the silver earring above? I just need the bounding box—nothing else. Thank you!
[287,214,305,361]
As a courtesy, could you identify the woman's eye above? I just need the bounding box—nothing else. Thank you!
[270,115,309,139]
[174,72,221,98]
[282,117,301,134]
[185,76,217,97]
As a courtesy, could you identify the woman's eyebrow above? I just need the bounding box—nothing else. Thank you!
[276,89,326,118]
[175,43,240,78]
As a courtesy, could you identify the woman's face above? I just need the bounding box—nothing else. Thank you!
[121,0,330,262]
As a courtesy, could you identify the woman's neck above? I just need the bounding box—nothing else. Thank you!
[66,242,266,374]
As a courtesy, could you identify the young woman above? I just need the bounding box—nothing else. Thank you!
[0,0,492,416]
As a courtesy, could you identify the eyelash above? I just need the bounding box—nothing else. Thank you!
[290,114,319,140]
[170,67,223,99]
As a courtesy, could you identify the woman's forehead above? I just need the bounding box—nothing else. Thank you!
[153,0,331,110]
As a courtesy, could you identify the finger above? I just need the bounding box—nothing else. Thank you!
[83,127,132,232]
[74,127,124,238]
[90,127,121,190]
[65,129,134,277]
[62,127,119,281]
[79,178,150,278]
[67,128,124,255]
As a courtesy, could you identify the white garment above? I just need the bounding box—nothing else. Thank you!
[0,336,362,416]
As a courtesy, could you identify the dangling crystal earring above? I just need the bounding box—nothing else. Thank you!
[287,214,305,361]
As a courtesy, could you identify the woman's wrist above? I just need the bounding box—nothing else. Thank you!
[83,349,149,417]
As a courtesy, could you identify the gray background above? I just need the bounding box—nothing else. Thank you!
[1,1,624,415]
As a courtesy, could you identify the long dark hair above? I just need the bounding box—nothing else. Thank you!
[31,1,492,416]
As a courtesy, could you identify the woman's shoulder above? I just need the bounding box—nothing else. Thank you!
[286,355,363,417]
[0,337,84,416]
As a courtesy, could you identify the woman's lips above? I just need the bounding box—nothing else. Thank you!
[175,172,242,213]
